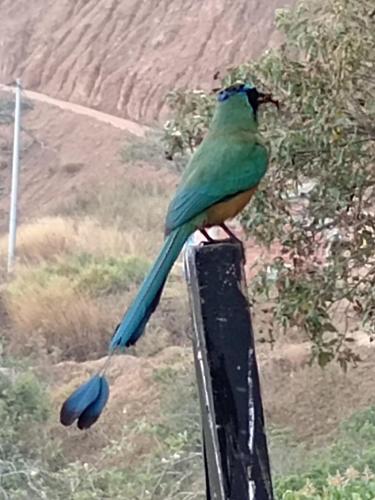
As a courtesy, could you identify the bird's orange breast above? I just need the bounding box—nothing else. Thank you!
[205,187,257,227]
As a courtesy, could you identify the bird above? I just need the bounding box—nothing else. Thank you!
[60,81,278,430]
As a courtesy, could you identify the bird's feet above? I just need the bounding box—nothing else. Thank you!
[219,223,246,264]
[200,225,246,264]
[199,228,216,243]
[219,223,242,243]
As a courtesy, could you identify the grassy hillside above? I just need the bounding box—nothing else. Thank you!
[0,174,193,361]
[2,351,375,499]
[0,143,374,498]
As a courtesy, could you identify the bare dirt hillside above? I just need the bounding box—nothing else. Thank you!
[0,84,147,136]
[0,0,293,123]
[0,89,171,231]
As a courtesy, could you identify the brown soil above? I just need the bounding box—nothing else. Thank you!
[259,340,375,445]
[0,89,176,232]
[48,339,375,465]
[50,346,191,464]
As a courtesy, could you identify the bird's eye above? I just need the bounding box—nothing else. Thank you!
[217,90,228,102]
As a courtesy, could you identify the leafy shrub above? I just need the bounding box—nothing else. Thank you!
[277,472,375,499]
[275,406,375,497]
[313,406,375,477]
[0,368,53,497]
[121,131,168,168]
[23,253,150,296]
[0,371,50,426]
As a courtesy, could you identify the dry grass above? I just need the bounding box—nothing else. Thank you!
[57,179,170,258]
[2,248,149,360]
[0,179,171,269]
[3,275,115,361]
[0,217,76,265]
[0,216,151,268]
[75,218,137,257]
[0,178,187,362]
[92,178,171,230]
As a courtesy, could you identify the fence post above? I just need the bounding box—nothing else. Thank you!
[7,78,22,273]
[184,239,273,500]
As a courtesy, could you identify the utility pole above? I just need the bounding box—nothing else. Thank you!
[7,78,21,273]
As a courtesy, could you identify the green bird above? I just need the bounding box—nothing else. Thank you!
[60,82,278,430]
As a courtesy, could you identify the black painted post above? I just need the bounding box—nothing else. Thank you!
[184,240,273,500]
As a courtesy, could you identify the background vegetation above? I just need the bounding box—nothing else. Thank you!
[1,356,375,499]
[164,0,375,369]
[0,0,374,498]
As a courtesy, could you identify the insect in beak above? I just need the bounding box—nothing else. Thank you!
[258,92,280,109]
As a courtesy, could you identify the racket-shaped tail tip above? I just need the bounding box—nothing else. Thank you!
[60,374,110,429]
[77,376,110,430]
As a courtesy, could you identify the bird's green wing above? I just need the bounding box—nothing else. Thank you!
[165,136,268,232]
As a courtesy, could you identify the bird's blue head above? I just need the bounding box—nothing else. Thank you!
[217,82,278,115]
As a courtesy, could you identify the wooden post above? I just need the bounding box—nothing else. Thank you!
[184,240,273,500]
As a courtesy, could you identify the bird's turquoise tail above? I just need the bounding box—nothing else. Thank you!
[60,223,193,429]
[110,223,193,349]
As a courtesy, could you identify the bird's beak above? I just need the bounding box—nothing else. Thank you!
[258,92,280,109]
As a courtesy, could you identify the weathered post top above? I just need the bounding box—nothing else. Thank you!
[184,239,273,500]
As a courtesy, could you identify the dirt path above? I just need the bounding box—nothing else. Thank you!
[0,84,147,137]
[0,83,152,227]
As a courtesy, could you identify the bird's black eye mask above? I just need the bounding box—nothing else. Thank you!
[217,83,279,113]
